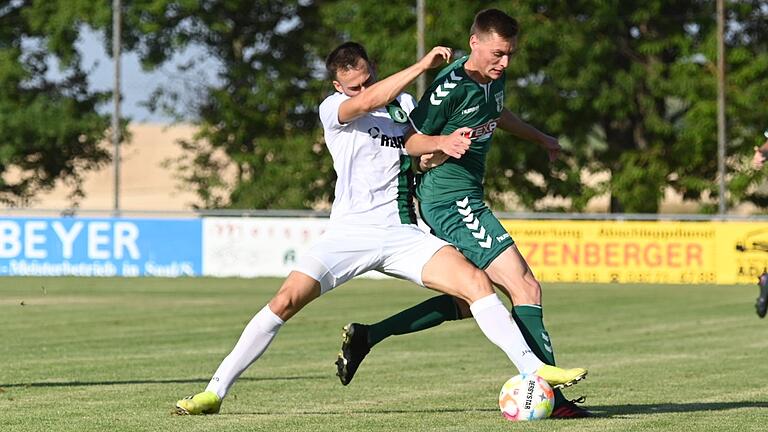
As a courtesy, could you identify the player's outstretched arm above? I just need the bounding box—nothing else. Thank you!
[337,47,452,124]
[498,108,561,162]
[405,127,472,159]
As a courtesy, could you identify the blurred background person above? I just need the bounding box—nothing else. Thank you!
[752,129,768,318]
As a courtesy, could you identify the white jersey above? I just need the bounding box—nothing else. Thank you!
[318,92,417,226]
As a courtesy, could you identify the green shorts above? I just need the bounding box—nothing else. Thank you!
[419,196,514,269]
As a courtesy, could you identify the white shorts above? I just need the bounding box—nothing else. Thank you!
[294,223,449,294]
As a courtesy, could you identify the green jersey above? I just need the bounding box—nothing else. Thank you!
[409,56,506,204]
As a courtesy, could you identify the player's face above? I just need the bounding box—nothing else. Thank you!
[332,58,376,97]
[469,32,517,81]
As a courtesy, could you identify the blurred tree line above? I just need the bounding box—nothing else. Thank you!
[1,0,767,213]
[0,1,113,205]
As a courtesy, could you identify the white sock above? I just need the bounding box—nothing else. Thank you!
[205,305,285,399]
[469,294,544,374]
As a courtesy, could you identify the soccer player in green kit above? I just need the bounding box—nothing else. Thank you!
[334,9,591,418]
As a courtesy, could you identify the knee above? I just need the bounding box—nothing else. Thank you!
[268,279,317,321]
[525,274,541,295]
[268,291,296,320]
[509,272,542,305]
[461,268,494,303]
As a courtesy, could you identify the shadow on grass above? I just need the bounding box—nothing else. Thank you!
[222,407,499,416]
[224,401,768,417]
[0,375,325,389]
[591,401,768,417]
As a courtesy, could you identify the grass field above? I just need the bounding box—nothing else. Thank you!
[1,277,767,431]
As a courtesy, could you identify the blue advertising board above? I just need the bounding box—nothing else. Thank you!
[0,217,202,276]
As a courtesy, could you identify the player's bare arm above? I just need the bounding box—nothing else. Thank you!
[418,151,450,172]
[336,46,453,124]
[498,108,561,162]
[752,131,768,169]
[405,127,473,159]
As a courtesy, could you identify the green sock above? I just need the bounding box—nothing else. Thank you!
[512,305,568,406]
[367,294,462,347]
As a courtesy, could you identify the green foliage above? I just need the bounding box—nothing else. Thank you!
[320,0,477,99]
[321,0,768,213]
[506,0,768,212]
[159,135,229,209]
[79,0,768,212]
[227,133,334,209]
[118,0,335,209]
[0,1,112,206]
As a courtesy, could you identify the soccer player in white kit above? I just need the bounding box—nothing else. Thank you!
[174,42,587,415]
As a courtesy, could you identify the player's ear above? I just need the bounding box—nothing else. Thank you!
[469,34,479,49]
[332,80,343,93]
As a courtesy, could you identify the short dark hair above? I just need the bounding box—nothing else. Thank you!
[325,42,370,80]
[470,9,519,40]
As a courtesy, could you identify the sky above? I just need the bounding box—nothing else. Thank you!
[77,26,220,124]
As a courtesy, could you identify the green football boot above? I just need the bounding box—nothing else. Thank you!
[175,390,222,415]
[535,364,588,389]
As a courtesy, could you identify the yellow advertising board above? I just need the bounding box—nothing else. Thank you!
[500,220,768,285]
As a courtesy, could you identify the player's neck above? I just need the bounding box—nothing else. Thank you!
[463,57,492,84]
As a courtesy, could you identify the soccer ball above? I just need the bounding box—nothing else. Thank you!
[498,373,554,421]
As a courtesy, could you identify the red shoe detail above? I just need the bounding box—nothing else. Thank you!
[551,397,592,419]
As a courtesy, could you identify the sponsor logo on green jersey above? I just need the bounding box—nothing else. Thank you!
[466,119,499,141]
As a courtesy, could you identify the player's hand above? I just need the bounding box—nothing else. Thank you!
[437,127,472,159]
[539,134,561,162]
[420,151,450,171]
[754,146,766,169]
[420,46,453,70]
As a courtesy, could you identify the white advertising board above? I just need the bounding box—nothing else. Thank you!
[202,217,328,277]
[202,217,432,279]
